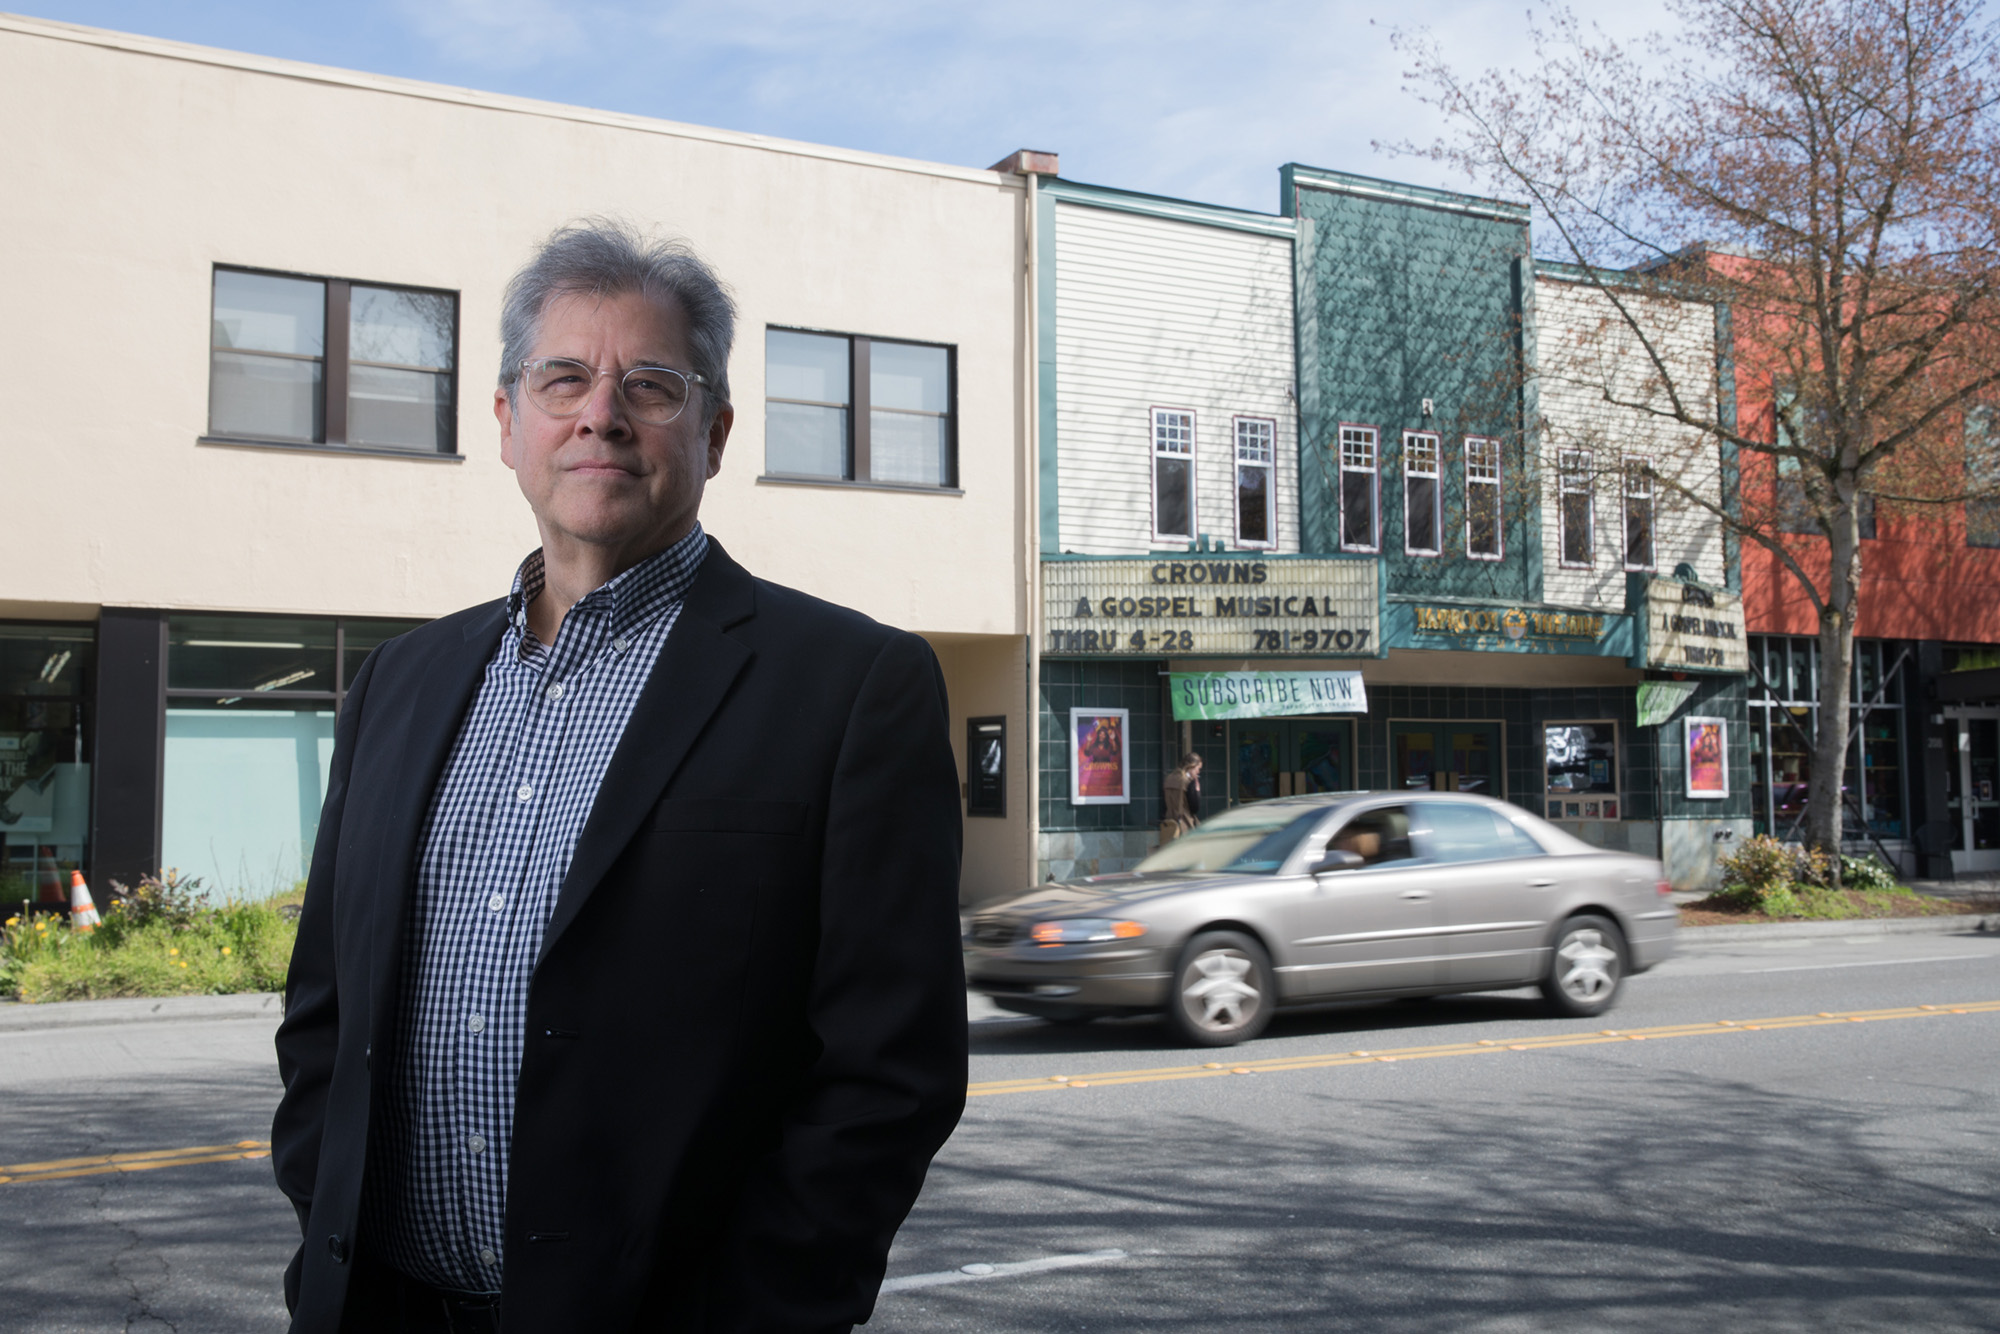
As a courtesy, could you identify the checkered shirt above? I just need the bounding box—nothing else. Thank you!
[367,524,708,1294]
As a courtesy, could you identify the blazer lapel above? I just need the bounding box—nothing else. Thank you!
[367,603,508,1037]
[537,542,757,965]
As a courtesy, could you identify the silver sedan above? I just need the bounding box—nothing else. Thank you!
[966,791,1678,1046]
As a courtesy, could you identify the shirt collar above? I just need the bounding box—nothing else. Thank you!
[506,523,709,646]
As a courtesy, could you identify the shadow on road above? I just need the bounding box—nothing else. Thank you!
[905,1026,2000,1332]
[970,992,1551,1058]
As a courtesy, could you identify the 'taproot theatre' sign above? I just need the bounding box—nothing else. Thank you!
[1042,557,1379,657]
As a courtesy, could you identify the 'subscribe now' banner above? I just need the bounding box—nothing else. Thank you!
[1168,671,1368,721]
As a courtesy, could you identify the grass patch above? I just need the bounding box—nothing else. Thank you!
[1,874,299,1003]
[1680,883,1995,926]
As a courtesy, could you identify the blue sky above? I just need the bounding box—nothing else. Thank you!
[14,1,1674,211]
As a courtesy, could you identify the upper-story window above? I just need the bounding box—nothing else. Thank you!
[1968,404,2000,548]
[1465,436,1503,560]
[1233,417,1276,548]
[1559,448,1594,566]
[1623,462,1655,570]
[764,328,956,489]
[208,267,457,455]
[1339,425,1379,553]
[1403,431,1441,556]
[1152,409,1196,541]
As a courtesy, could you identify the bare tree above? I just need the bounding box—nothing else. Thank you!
[1392,0,2000,864]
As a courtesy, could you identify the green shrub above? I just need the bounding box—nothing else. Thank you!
[1713,835,1920,918]
[2,891,296,1003]
[104,868,209,931]
[1838,853,1899,892]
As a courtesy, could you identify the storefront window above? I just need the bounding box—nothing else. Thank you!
[168,616,338,701]
[160,613,421,895]
[1543,722,1618,820]
[163,703,336,896]
[1390,721,1500,795]
[1748,634,1910,844]
[0,625,95,906]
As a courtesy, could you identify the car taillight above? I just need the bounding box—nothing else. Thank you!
[1656,879,1674,897]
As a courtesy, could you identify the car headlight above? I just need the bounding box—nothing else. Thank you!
[1029,918,1147,946]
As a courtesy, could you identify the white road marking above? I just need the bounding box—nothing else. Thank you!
[879,1248,1128,1294]
[1740,954,1994,974]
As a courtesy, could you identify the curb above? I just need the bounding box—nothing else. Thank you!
[1680,914,2000,943]
[0,991,283,1033]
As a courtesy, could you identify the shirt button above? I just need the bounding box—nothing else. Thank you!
[467,1013,486,1034]
[466,1133,487,1155]
[516,783,533,802]
[613,637,630,653]
[488,893,506,913]
[545,682,564,700]
[478,1247,499,1268]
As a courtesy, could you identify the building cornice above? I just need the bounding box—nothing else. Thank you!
[1043,177,1295,240]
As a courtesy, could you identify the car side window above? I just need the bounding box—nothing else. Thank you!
[1417,801,1545,864]
[1323,806,1417,867]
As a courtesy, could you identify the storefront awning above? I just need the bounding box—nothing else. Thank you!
[1635,679,1700,727]
[1168,671,1367,722]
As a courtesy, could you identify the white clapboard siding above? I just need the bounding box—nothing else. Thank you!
[1533,275,1727,607]
[1054,201,1297,555]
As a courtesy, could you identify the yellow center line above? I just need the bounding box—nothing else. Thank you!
[967,1000,2000,1097]
[0,1140,271,1187]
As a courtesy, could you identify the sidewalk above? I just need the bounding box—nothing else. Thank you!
[0,991,282,1032]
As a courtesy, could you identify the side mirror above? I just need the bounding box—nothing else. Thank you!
[1309,849,1365,875]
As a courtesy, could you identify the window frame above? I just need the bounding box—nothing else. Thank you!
[1231,415,1278,549]
[1402,430,1442,557]
[163,610,428,714]
[759,326,960,493]
[1558,447,1595,568]
[1464,435,1504,561]
[1151,407,1198,544]
[1622,461,1656,571]
[1337,423,1380,554]
[203,263,461,461]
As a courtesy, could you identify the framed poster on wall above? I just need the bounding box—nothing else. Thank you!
[1069,708,1131,805]
[965,716,1006,817]
[1686,716,1729,799]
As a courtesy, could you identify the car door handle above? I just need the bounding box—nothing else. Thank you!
[1399,889,1432,901]
[1527,879,1556,888]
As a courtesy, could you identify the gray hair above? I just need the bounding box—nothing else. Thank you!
[498,218,736,426]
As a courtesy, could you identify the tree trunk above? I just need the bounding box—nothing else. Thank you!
[1805,490,1863,879]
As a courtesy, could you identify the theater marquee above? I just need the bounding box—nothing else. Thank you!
[1630,577,1748,673]
[1041,557,1380,657]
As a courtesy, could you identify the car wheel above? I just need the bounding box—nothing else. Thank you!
[1540,914,1625,1018]
[1165,930,1275,1047]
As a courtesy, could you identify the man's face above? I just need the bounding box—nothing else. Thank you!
[495,290,732,560]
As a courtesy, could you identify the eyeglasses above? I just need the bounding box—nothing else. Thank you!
[517,357,707,426]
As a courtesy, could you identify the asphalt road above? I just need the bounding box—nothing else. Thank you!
[2,927,1996,1333]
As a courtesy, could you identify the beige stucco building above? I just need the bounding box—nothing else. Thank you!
[0,13,1033,906]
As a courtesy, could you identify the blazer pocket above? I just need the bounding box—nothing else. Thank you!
[645,798,808,836]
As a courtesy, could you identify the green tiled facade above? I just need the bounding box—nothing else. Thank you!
[1285,166,1537,599]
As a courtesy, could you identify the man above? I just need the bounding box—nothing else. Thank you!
[272,220,967,1333]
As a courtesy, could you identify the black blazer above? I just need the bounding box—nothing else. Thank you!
[272,540,967,1333]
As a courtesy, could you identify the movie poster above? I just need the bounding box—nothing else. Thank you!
[1686,717,1729,799]
[1069,708,1131,805]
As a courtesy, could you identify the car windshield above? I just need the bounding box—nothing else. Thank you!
[1136,805,1330,875]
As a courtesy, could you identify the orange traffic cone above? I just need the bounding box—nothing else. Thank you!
[69,871,101,932]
